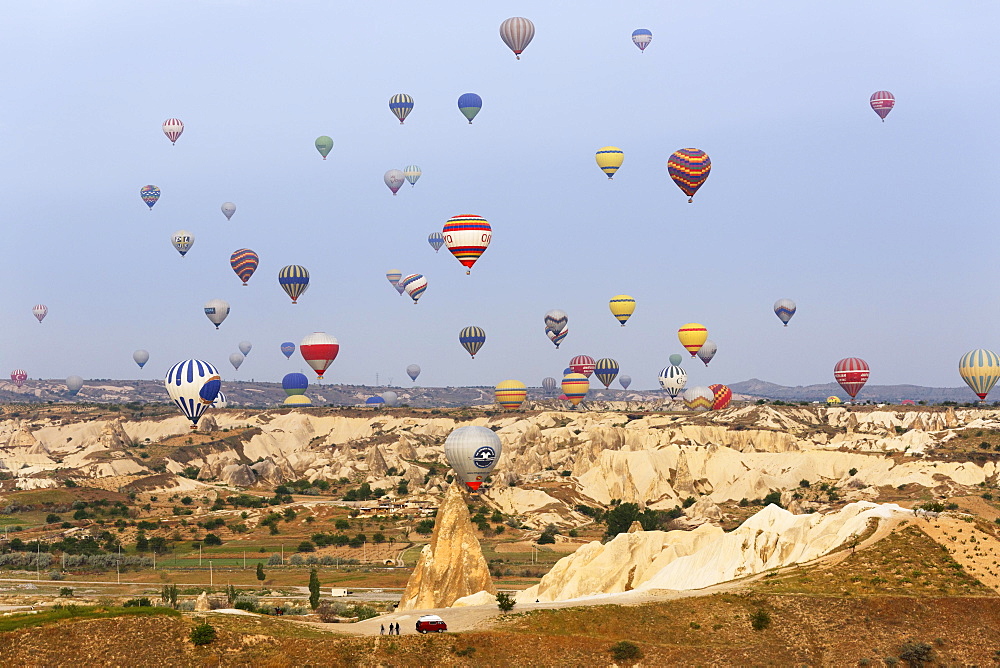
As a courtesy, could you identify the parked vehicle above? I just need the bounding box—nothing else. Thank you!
[415,614,447,633]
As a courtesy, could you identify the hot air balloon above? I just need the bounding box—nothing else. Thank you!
[400,273,427,304]
[164,359,222,429]
[278,265,309,303]
[697,341,717,367]
[221,202,236,220]
[546,327,568,348]
[443,214,491,274]
[365,396,385,407]
[569,355,596,377]
[32,304,47,323]
[384,169,405,195]
[427,233,444,252]
[230,249,259,286]
[65,375,83,396]
[457,93,482,123]
[300,332,340,380]
[542,377,558,394]
[140,185,160,210]
[171,230,194,257]
[495,380,527,410]
[500,17,534,59]
[669,353,683,366]
[407,364,421,382]
[386,270,403,294]
[10,370,27,388]
[204,299,230,329]
[284,395,312,407]
[595,147,624,179]
[709,383,732,410]
[659,365,687,398]
[315,135,333,159]
[834,357,870,399]
[389,93,414,124]
[561,373,590,407]
[870,91,894,121]
[594,358,619,389]
[381,391,400,407]
[162,118,184,144]
[774,299,796,326]
[562,367,572,376]
[280,342,296,359]
[618,375,631,390]
[445,425,503,491]
[667,148,711,202]
[683,386,714,411]
[213,392,228,409]
[404,165,422,186]
[459,326,486,358]
[133,350,149,369]
[544,309,568,335]
[238,341,252,356]
[609,295,635,326]
[282,372,308,396]
[229,352,244,370]
[678,324,708,357]
[631,28,652,51]
[959,349,1000,401]
[826,396,842,405]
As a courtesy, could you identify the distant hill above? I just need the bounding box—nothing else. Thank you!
[729,378,976,403]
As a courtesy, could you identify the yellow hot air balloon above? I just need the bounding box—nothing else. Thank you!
[495,380,527,410]
[595,146,624,179]
[677,323,708,356]
[561,373,589,406]
[609,294,635,326]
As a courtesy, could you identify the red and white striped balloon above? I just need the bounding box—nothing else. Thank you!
[869,91,894,121]
[299,332,340,380]
[10,370,27,388]
[162,118,184,144]
[500,17,535,59]
[834,357,870,399]
[32,304,47,323]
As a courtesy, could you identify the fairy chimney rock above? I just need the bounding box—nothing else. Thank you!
[397,482,496,610]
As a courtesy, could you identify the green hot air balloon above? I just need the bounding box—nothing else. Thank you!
[315,136,333,160]
[669,354,683,366]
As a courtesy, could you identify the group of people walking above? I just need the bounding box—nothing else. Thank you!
[380,622,401,635]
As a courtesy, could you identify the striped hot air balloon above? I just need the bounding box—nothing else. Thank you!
[459,326,486,358]
[678,323,708,357]
[870,91,894,121]
[667,148,711,202]
[32,304,47,323]
[546,327,567,348]
[631,29,652,51]
[443,214,491,274]
[427,233,444,252]
[659,365,687,398]
[229,249,258,285]
[569,355,596,378]
[458,93,482,123]
[683,386,714,411]
[386,270,403,294]
[404,165,422,186]
[833,357,870,399]
[609,295,635,326]
[164,359,221,429]
[542,377,558,394]
[389,93,414,124]
[561,373,589,406]
[400,273,426,303]
[595,147,624,179]
[697,340,717,366]
[709,383,732,410]
[500,17,534,59]
[140,185,160,210]
[773,299,796,326]
[162,118,184,144]
[300,332,340,380]
[10,370,27,388]
[495,380,527,410]
[959,349,1000,401]
[544,309,568,335]
[278,265,309,303]
[594,358,619,389]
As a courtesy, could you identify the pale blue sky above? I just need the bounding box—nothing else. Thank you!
[0,2,996,391]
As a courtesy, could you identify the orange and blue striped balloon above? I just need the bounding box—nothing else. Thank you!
[667,148,711,202]
[230,249,259,286]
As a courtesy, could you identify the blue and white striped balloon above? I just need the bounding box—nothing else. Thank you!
[658,365,687,398]
[164,359,222,429]
[428,232,444,252]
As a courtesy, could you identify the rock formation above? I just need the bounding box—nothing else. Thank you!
[194,591,210,611]
[398,482,496,610]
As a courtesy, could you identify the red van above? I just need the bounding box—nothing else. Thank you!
[415,614,447,633]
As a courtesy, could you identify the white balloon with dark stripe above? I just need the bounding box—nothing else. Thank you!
[164,359,222,429]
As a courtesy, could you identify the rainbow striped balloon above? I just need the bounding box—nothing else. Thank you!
[230,249,259,285]
[444,214,492,274]
[561,373,590,406]
[400,273,426,304]
[495,379,527,410]
[667,148,711,202]
[140,185,160,209]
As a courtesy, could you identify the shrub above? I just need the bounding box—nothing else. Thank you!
[46,514,61,524]
[289,555,304,565]
[123,597,151,607]
[750,608,771,631]
[609,641,643,662]
[267,554,283,565]
[496,591,515,613]
[190,622,216,646]
[59,587,74,597]
[799,479,810,488]
[848,468,858,476]
[415,519,435,535]
[49,570,64,581]
[297,541,315,552]
[898,640,933,667]
[762,491,783,508]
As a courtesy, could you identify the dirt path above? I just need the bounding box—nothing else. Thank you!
[916,515,1000,593]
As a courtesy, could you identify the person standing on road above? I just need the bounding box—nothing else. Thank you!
[380,623,385,635]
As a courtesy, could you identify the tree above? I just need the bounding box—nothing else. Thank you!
[537,525,557,544]
[762,491,783,508]
[415,519,435,535]
[203,533,222,546]
[308,568,321,609]
[190,622,216,646]
[603,502,642,538]
[161,583,179,608]
[135,532,149,552]
[496,591,516,613]
[256,562,266,590]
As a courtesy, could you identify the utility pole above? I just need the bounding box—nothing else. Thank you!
[210,561,213,589]
[199,544,202,566]
[36,541,40,580]
[243,551,246,570]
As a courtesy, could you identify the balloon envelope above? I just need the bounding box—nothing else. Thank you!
[668,354,683,366]
[773,298,796,326]
[401,273,427,303]
[384,169,405,195]
[683,386,714,411]
[445,425,502,491]
[667,148,711,202]
[959,349,1000,400]
[632,28,652,51]
[427,233,444,252]
[443,214,491,274]
[133,350,149,369]
[569,355,596,377]
[404,165,421,186]
[65,375,83,395]
[229,352,244,370]
[278,265,309,303]
[609,295,635,326]
[238,341,252,356]
[659,365,688,398]
[10,370,27,388]
[284,395,312,407]
[282,372,309,396]
[407,364,421,382]
[709,383,732,410]
[140,185,160,209]
[870,90,895,120]
[300,332,340,379]
[171,230,194,257]
[32,304,47,323]
[594,358,619,389]
[618,375,632,390]
[204,299,230,329]
[457,93,483,123]
[495,379,527,410]
[164,359,221,428]
[386,270,403,293]
[221,202,236,220]
[678,324,708,357]
[380,391,399,407]
[499,17,535,59]
[280,342,296,359]
[546,327,568,348]
[561,373,590,406]
[230,249,259,286]
[162,118,183,144]
[315,135,333,159]
[834,357,870,399]
[542,377,558,394]
[544,309,568,335]
[697,340,718,366]
[595,147,624,179]
[389,93,414,124]
[459,326,486,358]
